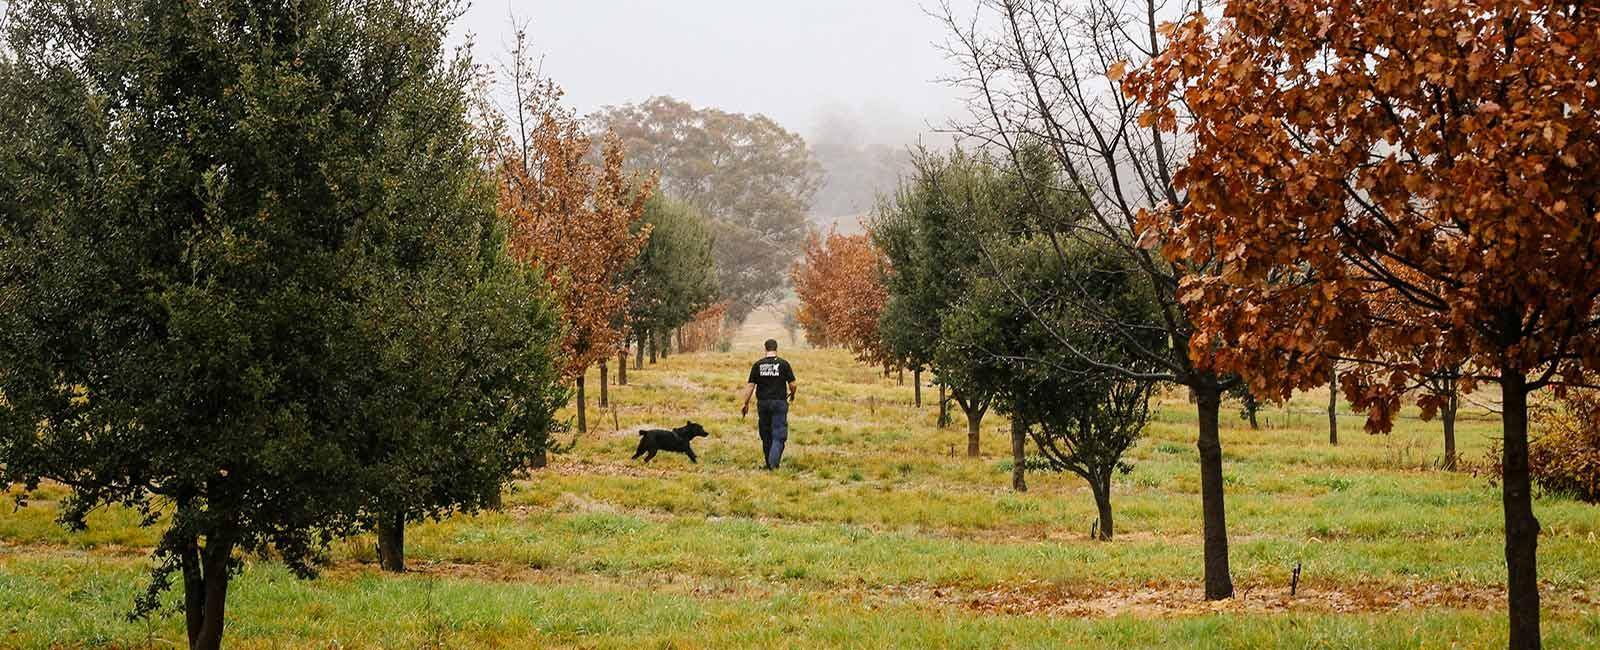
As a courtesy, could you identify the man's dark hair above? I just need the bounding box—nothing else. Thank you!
[764,339,779,352]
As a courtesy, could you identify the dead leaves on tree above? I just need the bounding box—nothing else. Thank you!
[1124,1,1600,429]
[495,79,655,379]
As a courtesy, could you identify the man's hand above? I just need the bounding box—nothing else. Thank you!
[740,403,749,419]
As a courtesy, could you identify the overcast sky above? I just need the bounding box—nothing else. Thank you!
[452,1,973,145]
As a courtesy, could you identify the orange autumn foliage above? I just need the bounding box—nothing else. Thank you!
[1483,391,1600,504]
[1526,391,1600,504]
[1126,2,1600,426]
[1126,3,1600,646]
[679,302,731,354]
[791,228,892,368]
[495,80,653,379]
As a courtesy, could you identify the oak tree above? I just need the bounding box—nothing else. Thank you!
[1128,3,1600,646]
[792,228,893,369]
[492,34,653,438]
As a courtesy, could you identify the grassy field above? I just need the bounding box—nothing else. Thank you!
[3,308,1599,649]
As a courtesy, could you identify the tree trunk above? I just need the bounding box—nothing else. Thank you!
[1092,479,1114,540]
[676,328,685,354]
[1501,369,1541,649]
[617,348,628,385]
[599,362,609,408]
[898,368,904,386]
[659,331,669,359]
[576,375,587,434]
[635,333,645,369]
[913,368,923,408]
[1010,416,1027,492]
[182,534,235,650]
[1443,391,1458,470]
[530,446,547,469]
[1194,383,1234,600]
[648,331,657,364]
[960,397,985,458]
[376,511,405,573]
[181,538,203,647]
[1328,367,1339,446]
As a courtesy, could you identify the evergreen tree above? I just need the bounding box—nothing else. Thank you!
[0,2,565,647]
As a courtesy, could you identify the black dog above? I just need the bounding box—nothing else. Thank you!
[632,421,710,463]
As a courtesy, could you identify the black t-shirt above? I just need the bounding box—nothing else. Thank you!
[747,356,795,401]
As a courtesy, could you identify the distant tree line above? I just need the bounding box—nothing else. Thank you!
[591,96,821,324]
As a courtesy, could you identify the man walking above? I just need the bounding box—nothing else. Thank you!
[741,339,796,470]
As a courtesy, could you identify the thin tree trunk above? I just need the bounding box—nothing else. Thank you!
[376,511,405,573]
[1010,416,1027,492]
[1092,480,1114,540]
[659,331,669,359]
[962,398,985,458]
[183,534,234,650]
[913,368,923,408]
[937,381,947,428]
[617,348,628,385]
[898,368,904,386]
[1501,369,1541,649]
[1195,383,1234,600]
[648,331,657,364]
[576,375,587,434]
[676,328,685,354]
[635,333,645,369]
[1443,391,1458,470]
[1328,367,1339,445]
[599,362,609,408]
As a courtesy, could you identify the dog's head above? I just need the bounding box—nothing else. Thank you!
[677,420,709,439]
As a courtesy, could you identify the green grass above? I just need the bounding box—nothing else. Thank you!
[2,309,1598,648]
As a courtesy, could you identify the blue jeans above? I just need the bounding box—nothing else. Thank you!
[757,399,789,469]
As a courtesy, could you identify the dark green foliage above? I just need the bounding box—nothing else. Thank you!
[875,146,1095,454]
[873,149,1008,448]
[873,149,989,378]
[927,142,1164,535]
[628,195,719,346]
[945,234,1162,538]
[0,1,564,647]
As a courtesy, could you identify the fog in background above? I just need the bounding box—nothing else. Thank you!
[453,0,974,226]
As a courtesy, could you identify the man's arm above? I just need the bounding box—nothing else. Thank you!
[784,361,797,402]
[740,382,755,417]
